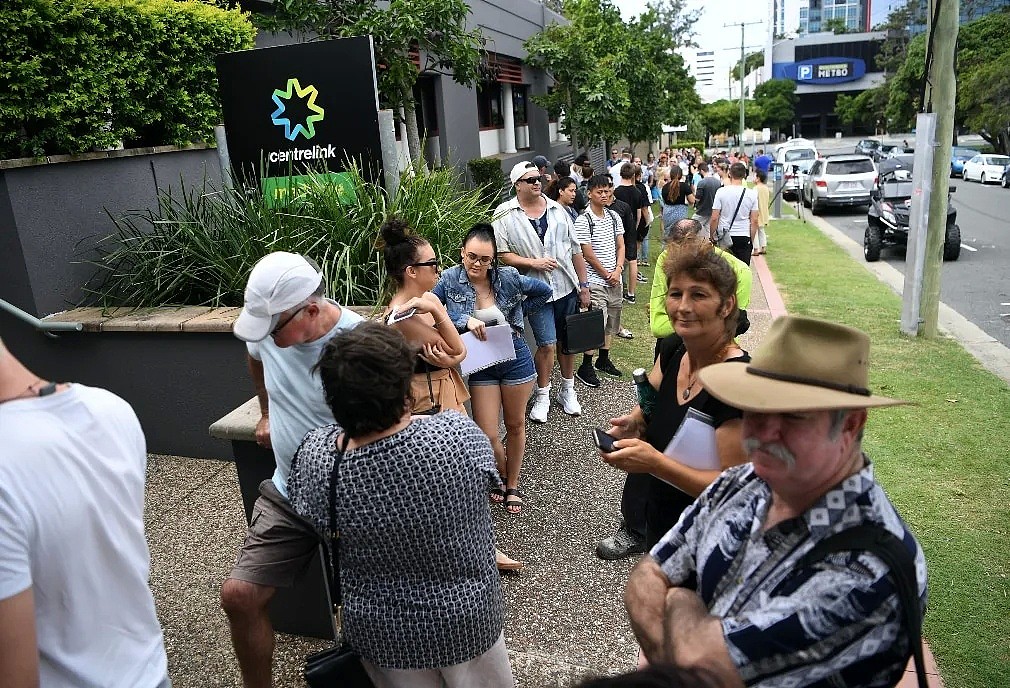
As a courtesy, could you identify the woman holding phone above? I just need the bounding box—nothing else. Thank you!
[433,224,552,515]
[379,217,468,415]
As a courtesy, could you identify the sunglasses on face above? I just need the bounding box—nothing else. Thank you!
[409,259,439,269]
[270,304,308,338]
[518,176,543,185]
[463,252,493,266]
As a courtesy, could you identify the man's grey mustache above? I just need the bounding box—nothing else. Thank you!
[742,437,796,469]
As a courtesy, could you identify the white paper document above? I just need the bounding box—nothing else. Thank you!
[662,407,721,471]
[459,325,516,376]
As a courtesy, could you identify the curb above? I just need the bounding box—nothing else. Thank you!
[750,255,788,319]
[790,213,1010,388]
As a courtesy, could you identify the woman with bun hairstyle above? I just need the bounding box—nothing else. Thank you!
[379,217,468,415]
[433,224,552,516]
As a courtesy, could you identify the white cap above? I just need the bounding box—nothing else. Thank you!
[509,160,537,186]
[233,252,322,342]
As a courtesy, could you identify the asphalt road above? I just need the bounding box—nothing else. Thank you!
[801,142,1010,348]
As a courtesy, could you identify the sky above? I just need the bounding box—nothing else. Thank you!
[613,0,770,97]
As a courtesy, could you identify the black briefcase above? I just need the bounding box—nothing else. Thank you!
[560,306,605,355]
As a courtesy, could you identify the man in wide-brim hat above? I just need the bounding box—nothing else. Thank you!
[624,315,928,688]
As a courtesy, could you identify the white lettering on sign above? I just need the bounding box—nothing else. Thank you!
[797,65,813,80]
[816,63,850,78]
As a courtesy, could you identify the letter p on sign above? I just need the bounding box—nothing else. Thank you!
[797,65,813,80]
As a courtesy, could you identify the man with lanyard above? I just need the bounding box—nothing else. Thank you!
[710,162,759,266]
[493,161,591,422]
[221,252,363,688]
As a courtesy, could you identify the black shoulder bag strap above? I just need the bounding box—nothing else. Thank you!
[726,187,747,231]
[325,433,351,610]
[797,524,927,688]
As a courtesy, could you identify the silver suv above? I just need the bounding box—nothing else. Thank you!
[802,155,877,214]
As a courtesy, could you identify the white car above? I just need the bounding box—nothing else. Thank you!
[962,154,1010,184]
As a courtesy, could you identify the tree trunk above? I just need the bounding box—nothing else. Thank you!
[566,88,579,157]
[403,93,424,168]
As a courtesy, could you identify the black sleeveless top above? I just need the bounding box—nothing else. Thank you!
[642,337,750,548]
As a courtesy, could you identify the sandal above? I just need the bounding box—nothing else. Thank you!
[490,485,506,504]
[504,488,524,515]
[496,549,525,572]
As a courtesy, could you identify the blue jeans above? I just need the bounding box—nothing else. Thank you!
[527,289,579,348]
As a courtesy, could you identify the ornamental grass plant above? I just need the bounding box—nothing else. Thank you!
[85,164,492,309]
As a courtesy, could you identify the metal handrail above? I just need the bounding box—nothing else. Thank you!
[0,299,83,338]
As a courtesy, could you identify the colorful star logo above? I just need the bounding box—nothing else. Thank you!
[270,78,325,141]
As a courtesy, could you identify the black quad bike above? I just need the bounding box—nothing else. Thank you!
[864,162,961,262]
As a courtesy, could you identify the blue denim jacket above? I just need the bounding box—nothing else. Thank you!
[433,264,552,335]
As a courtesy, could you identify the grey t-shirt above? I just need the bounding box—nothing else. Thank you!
[694,175,723,217]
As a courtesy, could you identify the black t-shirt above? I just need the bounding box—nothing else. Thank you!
[634,182,651,234]
[642,338,750,548]
[607,198,637,239]
[662,180,693,206]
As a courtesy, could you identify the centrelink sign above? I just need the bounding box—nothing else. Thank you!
[772,57,867,85]
[216,37,383,203]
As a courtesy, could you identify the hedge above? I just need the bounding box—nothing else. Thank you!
[0,0,255,159]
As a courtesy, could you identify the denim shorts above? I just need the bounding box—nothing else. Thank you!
[527,288,579,348]
[468,335,537,386]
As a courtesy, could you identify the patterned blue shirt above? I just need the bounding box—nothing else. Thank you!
[651,461,927,687]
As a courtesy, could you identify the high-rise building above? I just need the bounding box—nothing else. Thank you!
[679,47,721,103]
[799,0,871,34]
[870,0,1007,31]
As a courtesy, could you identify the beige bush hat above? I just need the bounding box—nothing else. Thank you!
[699,315,908,412]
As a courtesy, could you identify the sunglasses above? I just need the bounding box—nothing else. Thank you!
[409,259,439,269]
[518,176,543,185]
[463,252,493,266]
[270,304,308,338]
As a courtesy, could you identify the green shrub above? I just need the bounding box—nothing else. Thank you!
[84,166,494,308]
[670,140,706,151]
[467,156,507,206]
[0,0,255,159]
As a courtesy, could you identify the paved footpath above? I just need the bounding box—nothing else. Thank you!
[146,238,949,686]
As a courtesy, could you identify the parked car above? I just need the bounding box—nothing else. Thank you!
[855,139,882,159]
[950,147,978,177]
[962,154,1010,183]
[1002,164,1010,189]
[865,162,960,262]
[776,145,818,201]
[878,144,898,158]
[802,155,877,214]
[886,146,914,159]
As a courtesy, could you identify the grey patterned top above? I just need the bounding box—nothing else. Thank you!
[287,411,504,670]
[652,461,927,687]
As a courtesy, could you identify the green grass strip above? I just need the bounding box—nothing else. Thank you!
[765,217,1010,687]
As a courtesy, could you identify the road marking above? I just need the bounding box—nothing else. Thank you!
[961,243,978,252]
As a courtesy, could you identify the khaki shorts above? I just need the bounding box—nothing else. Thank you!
[228,480,320,589]
[589,282,624,337]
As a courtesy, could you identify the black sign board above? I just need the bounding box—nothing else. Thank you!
[216,36,383,201]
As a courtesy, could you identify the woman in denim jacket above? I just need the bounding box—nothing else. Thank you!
[434,224,552,515]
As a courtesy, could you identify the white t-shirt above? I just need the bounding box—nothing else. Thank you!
[0,385,168,688]
[574,207,623,286]
[247,300,363,497]
[713,185,759,237]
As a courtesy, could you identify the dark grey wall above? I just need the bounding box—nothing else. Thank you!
[0,148,222,317]
[435,78,483,169]
[0,319,252,460]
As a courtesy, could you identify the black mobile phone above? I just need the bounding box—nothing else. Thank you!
[386,307,417,325]
[591,428,617,454]
[485,318,499,327]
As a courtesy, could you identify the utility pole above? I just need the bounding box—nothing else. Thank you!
[726,21,761,151]
[919,0,959,337]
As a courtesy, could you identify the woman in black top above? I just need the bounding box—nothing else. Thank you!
[660,166,696,237]
[600,237,749,547]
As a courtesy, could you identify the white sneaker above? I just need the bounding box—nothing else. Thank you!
[529,386,550,423]
[555,382,582,416]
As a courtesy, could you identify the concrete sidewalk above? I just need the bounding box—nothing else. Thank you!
[144,249,942,686]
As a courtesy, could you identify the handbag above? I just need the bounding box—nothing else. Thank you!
[715,187,746,249]
[560,305,605,355]
[304,434,375,688]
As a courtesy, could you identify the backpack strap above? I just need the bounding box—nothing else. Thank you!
[797,524,927,688]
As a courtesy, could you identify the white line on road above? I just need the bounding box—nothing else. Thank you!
[961,243,978,252]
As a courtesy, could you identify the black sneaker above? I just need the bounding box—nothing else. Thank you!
[596,527,646,560]
[575,362,601,388]
[595,358,624,378]
[623,293,636,304]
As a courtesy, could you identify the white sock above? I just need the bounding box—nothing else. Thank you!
[536,384,550,395]
[561,377,575,390]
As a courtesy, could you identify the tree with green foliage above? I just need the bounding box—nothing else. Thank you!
[731,50,763,81]
[823,17,851,34]
[256,0,485,162]
[621,7,700,148]
[835,85,889,132]
[524,0,629,153]
[753,79,796,137]
[701,99,762,142]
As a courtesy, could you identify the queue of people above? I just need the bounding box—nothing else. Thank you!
[0,148,925,688]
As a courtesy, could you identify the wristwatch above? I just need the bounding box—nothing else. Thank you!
[579,281,590,289]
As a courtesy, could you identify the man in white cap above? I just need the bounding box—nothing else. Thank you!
[624,316,927,687]
[493,161,591,423]
[221,252,362,688]
[0,337,169,687]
